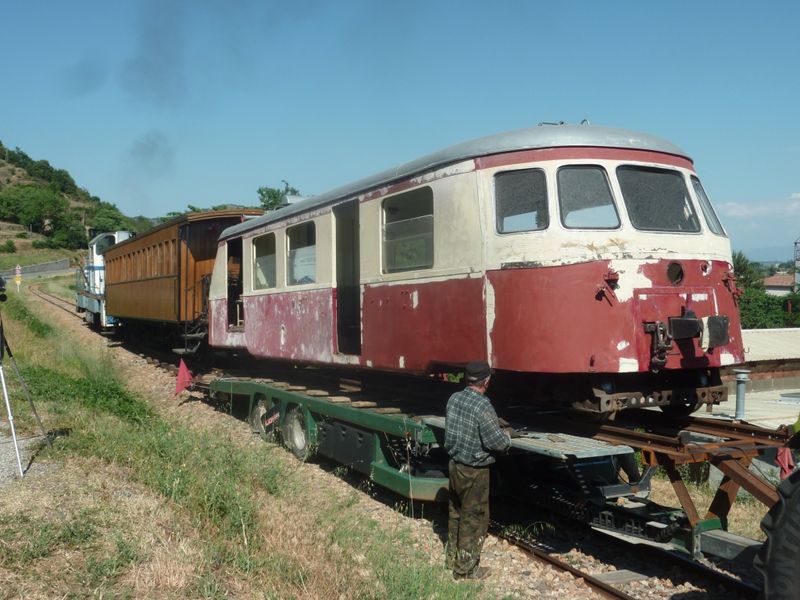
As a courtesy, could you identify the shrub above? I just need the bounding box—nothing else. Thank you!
[15,232,27,239]
[0,240,15,253]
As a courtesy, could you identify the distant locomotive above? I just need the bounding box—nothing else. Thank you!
[76,230,132,329]
[206,124,744,415]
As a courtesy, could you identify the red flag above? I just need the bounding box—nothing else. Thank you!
[175,359,193,395]
[776,447,796,480]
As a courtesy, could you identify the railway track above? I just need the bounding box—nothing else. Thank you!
[488,512,760,599]
[28,285,83,319]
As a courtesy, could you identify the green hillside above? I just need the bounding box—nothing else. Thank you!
[0,141,152,253]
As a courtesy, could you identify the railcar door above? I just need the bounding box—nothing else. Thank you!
[334,201,361,354]
[226,238,244,328]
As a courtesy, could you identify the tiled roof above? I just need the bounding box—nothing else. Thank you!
[763,274,796,288]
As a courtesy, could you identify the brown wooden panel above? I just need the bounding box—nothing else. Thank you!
[106,278,179,322]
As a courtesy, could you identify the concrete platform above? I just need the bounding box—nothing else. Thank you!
[709,387,800,430]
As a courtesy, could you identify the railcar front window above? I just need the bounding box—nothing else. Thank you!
[617,166,701,233]
[287,222,316,285]
[495,169,548,233]
[690,176,726,236]
[382,187,434,273]
[557,166,620,229]
[253,233,277,289]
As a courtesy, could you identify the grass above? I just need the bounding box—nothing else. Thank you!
[649,469,768,541]
[0,247,77,270]
[0,284,479,599]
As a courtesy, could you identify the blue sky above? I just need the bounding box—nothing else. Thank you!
[1,1,798,260]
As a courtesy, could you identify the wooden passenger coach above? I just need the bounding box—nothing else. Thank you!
[105,210,261,324]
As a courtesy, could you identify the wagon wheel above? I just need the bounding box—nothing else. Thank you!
[756,469,800,600]
[283,406,311,461]
[249,398,280,442]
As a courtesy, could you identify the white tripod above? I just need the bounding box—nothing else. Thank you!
[1,318,48,478]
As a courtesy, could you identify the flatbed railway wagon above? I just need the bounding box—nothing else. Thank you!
[76,230,132,328]
[208,124,744,416]
[104,209,261,351]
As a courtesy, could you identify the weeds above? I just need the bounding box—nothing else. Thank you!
[2,290,479,599]
[0,509,99,568]
[3,291,54,337]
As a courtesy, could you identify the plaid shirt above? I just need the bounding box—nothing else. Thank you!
[444,386,510,467]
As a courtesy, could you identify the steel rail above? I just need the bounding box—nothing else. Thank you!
[593,530,761,599]
[620,409,794,447]
[28,285,83,319]
[488,520,637,600]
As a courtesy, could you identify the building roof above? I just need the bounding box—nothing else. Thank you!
[763,274,796,288]
[742,328,800,361]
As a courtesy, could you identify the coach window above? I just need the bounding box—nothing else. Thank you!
[494,169,548,233]
[287,222,316,285]
[253,233,277,289]
[557,166,620,229]
[690,176,726,236]
[382,187,434,273]
[617,166,701,233]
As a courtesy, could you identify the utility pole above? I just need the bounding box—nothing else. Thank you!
[795,237,800,293]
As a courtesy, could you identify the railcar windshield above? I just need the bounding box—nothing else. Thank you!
[494,168,548,233]
[616,166,701,233]
[690,176,726,236]
[557,165,620,229]
[95,234,116,254]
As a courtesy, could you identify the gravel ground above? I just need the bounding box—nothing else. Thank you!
[0,426,50,486]
[4,292,761,599]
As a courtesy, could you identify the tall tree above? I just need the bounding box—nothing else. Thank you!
[257,180,299,211]
[732,250,765,290]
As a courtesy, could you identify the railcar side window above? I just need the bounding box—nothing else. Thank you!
[690,176,726,236]
[617,166,701,233]
[287,222,316,285]
[382,187,434,273]
[253,233,277,289]
[557,166,619,229]
[494,169,548,233]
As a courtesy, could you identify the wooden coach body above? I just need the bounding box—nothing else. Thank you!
[105,210,261,324]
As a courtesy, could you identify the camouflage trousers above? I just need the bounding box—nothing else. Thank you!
[446,460,490,577]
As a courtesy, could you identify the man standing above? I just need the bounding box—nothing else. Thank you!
[445,360,511,580]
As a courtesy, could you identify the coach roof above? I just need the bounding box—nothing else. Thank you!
[220,124,689,241]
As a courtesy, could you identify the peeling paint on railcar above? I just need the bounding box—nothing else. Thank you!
[487,258,743,373]
[608,258,658,303]
[244,289,334,362]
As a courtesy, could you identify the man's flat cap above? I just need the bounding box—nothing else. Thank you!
[465,361,492,383]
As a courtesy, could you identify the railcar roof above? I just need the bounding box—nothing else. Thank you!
[220,124,689,240]
[109,209,262,251]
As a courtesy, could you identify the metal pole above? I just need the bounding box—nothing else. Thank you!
[734,369,750,421]
[0,365,24,477]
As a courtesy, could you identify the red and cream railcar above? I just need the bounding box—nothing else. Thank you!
[209,125,743,414]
